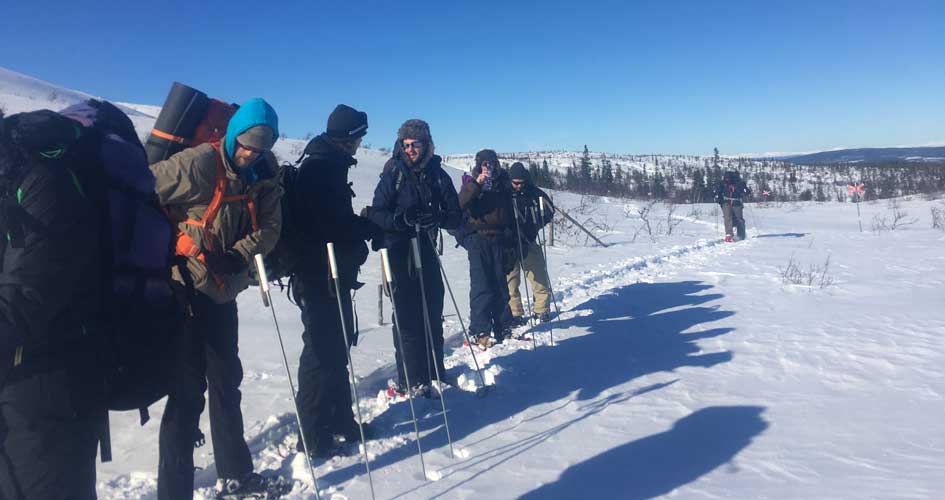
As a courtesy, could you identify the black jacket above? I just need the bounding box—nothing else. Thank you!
[512,184,554,243]
[368,154,461,249]
[715,173,751,206]
[291,134,378,290]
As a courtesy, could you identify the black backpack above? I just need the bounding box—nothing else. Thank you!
[262,158,303,283]
[3,104,184,458]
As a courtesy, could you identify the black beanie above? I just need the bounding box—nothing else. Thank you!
[509,162,530,182]
[327,104,368,139]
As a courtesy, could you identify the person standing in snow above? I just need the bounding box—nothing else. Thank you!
[715,170,751,242]
[289,105,381,457]
[150,98,284,499]
[364,119,461,396]
[458,149,518,347]
[0,110,107,500]
[506,162,555,325]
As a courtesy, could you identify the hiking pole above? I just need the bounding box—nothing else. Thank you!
[326,243,376,500]
[379,249,429,479]
[536,198,558,346]
[421,231,490,397]
[511,200,539,349]
[252,254,321,500]
[411,229,456,459]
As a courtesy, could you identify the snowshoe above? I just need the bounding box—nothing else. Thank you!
[535,312,553,323]
[217,473,292,500]
[510,315,529,327]
[474,333,496,350]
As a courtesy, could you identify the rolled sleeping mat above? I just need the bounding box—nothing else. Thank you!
[145,82,209,164]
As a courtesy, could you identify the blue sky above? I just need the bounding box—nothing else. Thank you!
[2,0,943,155]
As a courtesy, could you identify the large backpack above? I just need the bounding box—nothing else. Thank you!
[60,102,184,460]
[1,103,183,458]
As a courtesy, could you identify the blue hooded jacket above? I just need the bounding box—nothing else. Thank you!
[223,98,279,168]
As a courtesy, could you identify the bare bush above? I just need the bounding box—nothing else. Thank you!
[932,204,945,230]
[665,202,684,235]
[778,254,835,289]
[872,205,918,232]
[554,195,612,246]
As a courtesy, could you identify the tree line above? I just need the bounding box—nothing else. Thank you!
[508,146,945,203]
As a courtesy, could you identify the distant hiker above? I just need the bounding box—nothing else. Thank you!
[150,98,284,499]
[715,170,751,242]
[506,162,554,324]
[289,105,381,457]
[0,110,108,500]
[364,119,461,396]
[458,149,518,347]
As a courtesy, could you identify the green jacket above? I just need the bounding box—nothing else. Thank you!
[151,143,282,303]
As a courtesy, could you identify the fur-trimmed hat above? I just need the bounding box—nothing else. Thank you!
[397,119,432,144]
[395,119,434,166]
[474,149,499,167]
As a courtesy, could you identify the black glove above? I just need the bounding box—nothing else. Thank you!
[402,206,423,227]
[204,250,247,276]
[418,209,439,229]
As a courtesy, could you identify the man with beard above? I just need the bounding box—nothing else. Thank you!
[365,119,461,396]
[290,104,381,457]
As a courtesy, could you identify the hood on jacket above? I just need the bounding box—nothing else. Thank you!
[224,98,279,162]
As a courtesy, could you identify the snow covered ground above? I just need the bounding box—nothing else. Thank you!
[3,67,945,499]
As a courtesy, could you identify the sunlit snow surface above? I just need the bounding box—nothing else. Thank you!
[3,67,944,500]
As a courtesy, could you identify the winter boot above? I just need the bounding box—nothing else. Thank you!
[338,421,376,443]
[724,234,734,243]
[217,472,291,499]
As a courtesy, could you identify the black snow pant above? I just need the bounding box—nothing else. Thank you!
[721,202,746,239]
[0,369,104,500]
[388,239,446,390]
[296,280,356,451]
[466,233,513,338]
[158,293,253,500]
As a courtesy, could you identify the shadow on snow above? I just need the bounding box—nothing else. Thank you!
[319,280,741,498]
[518,405,769,499]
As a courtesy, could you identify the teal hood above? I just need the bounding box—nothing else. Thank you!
[224,98,279,161]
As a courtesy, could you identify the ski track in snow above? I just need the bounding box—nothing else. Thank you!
[173,232,751,500]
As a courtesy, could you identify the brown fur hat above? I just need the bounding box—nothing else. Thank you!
[395,119,434,167]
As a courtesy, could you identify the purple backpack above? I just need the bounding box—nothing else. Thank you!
[59,100,181,454]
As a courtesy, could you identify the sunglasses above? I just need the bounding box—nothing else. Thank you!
[511,180,525,186]
[402,141,424,150]
[480,160,498,168]
[237,140,265,154]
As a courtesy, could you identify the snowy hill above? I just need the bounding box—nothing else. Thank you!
[781,146,945,164]
[3,67,945,500]
[0,67,159,142]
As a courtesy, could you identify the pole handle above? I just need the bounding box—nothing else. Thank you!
[327,242,339,279]
[380,248,394,284]
[254,254,270,293]
[253,254,271,308]
[410,237,423,270]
